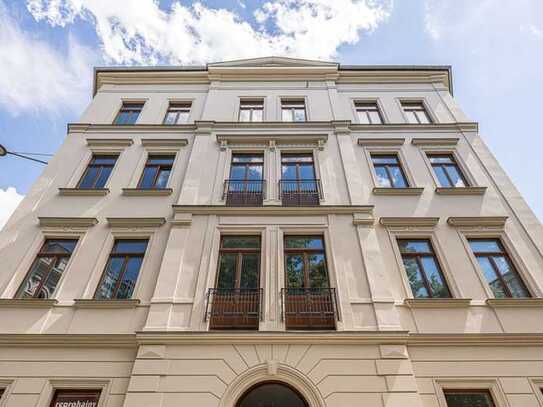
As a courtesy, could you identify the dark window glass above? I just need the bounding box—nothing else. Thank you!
[398,239,451,298]
[95,239,148,300]
[468,238,530,298]
[401,101,432,124]
[281,154,315,181]
[77,155,118,189]
[239,100,264,122]
[427,154,468,187]
[114,102,143,125]
[282,100,306,122]
[163,102,191,124]
[138,155,175,189]
[16,239,78,299]
[238,383,307,407]
[444,390,496,407]
[284,236,329,289]
[371,154,408,188]
[355,102,383,124]
[50,390,101,407]
[216,236,260,289]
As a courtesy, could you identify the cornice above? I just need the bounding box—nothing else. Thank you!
[0,298,58,308]
[379,217,439,227]
[486,298,543,308]
[38,217,98,228]
[173,205,374,217]
[411,137,460,146]
[358,138,405,146]
[373,187,424,196]
[351,123,477,133]
[0,334,136,347]
[73,299,141,309]
[403,298,472,308]
[86,138,133,147]
[436,187,487,196]
[69,123,196,134]
[447,216,508,227]
[216,133,327,149]
[408,333,543,346]
[122,188,173,197]
[106,217,166,228]
[141,138,188,148]
[58,188,110,197]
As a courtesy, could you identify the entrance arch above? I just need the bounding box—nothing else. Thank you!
[236,381,308,407]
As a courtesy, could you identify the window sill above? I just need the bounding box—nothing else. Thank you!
[435,186,487,195]
[486,298,543,308]
[122,188,173,196]
[0,298,58,308]
[373,187,424,196]
[73,299,141,309]
[59,188,110,196]
[404,298,471,308]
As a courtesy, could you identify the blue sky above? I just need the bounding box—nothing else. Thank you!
[0,0,542,227]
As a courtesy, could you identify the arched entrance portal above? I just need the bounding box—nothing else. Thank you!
[236,382,309,407]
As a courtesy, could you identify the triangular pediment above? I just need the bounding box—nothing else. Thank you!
[208,56,338,68]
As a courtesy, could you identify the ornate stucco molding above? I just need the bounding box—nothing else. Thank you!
[38,217,98,228]
[411,137,460,146]
[173,205,374,218]
[379,217,439,227]
[141,138,189,148]
[447,216,508,227]
[106,217,166,228]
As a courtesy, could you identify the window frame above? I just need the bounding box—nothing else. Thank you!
[215,235,261,290]
[137,154,176,189]
[283,235,330,289]
[417,146,478,190]
[370,153,410,188]
[45,379,110,407]
[280,98,307,122]
[163,101,192,125]
[427,153,470,188]
[399,99,434,124]
[113,102,144,125]
[238,99,265,122]
[434,379,508,407]
[353,100,385,124]
[76,154,119,190]
[443,389,496,407]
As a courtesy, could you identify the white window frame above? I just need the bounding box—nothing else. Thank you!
[279,97,308,122]
[162,99,193,125]
[434,378,508,407]
[351,98,387,124]
[109,98,148,125]
[362,146,416,189]
[397,98,436,124]
[237,98,265,122]
[417,146,478,189]
[38,379,111,407]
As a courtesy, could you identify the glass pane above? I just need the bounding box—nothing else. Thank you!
[374,167,392,187]
[494,256,529,298]
[405,111,418,124]
[308,254,328,288]
[239,109,251,122]
[125,111,139,124]
[281,155,313,163]
[222,236,260,249]
[164,112,177,125]
[433,166,451,187]
[78,166,98,188]
[281,165,297,180]
[445,165,466,187]
[232,155,263,163]
[246,165,263,180]
[113,240,148,254]
[116,257,143,299]
[402,257,429,298]
[476,257,507,298]
[38,257,69,299]
[147,156,174,165]
[42,239,77,254]
[368,111,382,124]
[92,156,117,165]
[415,110,431,124]
[217,253,236,289]
[282,109,293,122]
[389,166,408,188]
[230,165,246,180]
[421,256,450,297]
[357,111,370,124]
[114,111,129,125]
[285,237,323,249]
[139,166,158,188]
[95,257,124,299]
[94,167,112,188]
[372,156,398,165]
[299,164,316,180]
[238,383,306,407]
[286,254,304,288]
[240,254,259,289]
[294,108,306,121]
[444,392,494,407]
[155,169,171,188]
[398,240,432,254]
[428,155,454,164]
[17,257,53,298]
[469,240,501,253]
[252,109,263,122]
[177,111,190,123]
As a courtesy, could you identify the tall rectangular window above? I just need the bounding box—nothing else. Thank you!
[427,153,468,187]
[443,390,496,407]
[226,154,264,206]
[468,238,530,298]
[280,153,320,206]
[216,236,261,290]
[281,99,306,122]
[49,390,102,407]
[355,102,383,124]
[371,154,408,188]
[95,239,148,300]
[163,102,191,124]
[401,101,432,124]
[239,100,264,122]
[114,102,143,125]
[77,155,118,189]
[137,155,175,189]
[284,236,329,289]
[397,239,451,298]
[16,239,78,299]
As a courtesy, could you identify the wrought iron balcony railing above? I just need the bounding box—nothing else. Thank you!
[223,180,266,206]
[279,179,322,206]
[206,288,263,330]
[281,288,339,330]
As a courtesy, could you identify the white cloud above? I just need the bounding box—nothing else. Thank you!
[0,1,96,115]
[26,0,392,65]
[521,24,543,38]
[0,187,24,230]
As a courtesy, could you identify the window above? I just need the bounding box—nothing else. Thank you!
[77,155,118,189]
[280,154,320,206]
[114,102,143,125]
[355,102,383,124]
[49,390,101,407]
[371,154,408,188]
[281,99,306,122]
[468,238,530,298]
[239,100,264,122]
[163,102,191,124]
[401,101,432,124]
[397,239,451,298]
[216,236,261,290]
[95,239,148,300]
[427,154,468,187]
[226,154,264,206]
[137,155,175,189]
[16,239,78,299]
[284,236,329,289]
[444,389,496,407]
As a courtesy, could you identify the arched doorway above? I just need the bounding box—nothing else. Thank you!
[236,382,308,407]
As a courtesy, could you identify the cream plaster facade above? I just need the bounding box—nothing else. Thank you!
[0,56,542,406]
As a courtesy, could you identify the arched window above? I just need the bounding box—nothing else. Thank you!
[237,382,308,407]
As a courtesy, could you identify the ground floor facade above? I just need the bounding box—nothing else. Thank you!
[0,333,542,407]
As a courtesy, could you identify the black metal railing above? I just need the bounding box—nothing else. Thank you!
[279,179,322,206]
[281,288,338,330]
[223,180,266,206]
[206,288,263,330]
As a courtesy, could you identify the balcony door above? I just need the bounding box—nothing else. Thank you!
[226,154,264,206]
[280,153,320,206]
[209,236,261,330]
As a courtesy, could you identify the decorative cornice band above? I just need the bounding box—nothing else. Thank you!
[0,334,136,347]
[351,123,477,133]
[86,138,133,147]
[411,137,459,146]
[486,298,543,308]
[436,187,487,195]
[38,217,98,228]
[58,188,110,197]
[404,298,472,308]
[358,138,405,146]
[141,138,188,148]
[106,217,166,228]
[73,299,141,309]
[408,333,543,346]
[373,187,424,196]
[447,216,508,227]
[70,123,197,134]
[379,217,439,227]
[173,205,374,217]
[0,299,58,308]
[122,188,173,197]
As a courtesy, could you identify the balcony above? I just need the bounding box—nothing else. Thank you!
[279,179,322,206]
[206,288,263,330]
[281,288,338,330]
[223,180,266,207]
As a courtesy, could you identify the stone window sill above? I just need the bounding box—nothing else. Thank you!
[404,298,471,308]
[435,186,487,195]
[486,298,543,308]
[59,188,110,196]
[373,187,424,196]
[122,188,173,196]
[0,298,58,308]
[73,299,141,309]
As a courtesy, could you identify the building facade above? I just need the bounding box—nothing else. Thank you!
[0,56,542,407]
